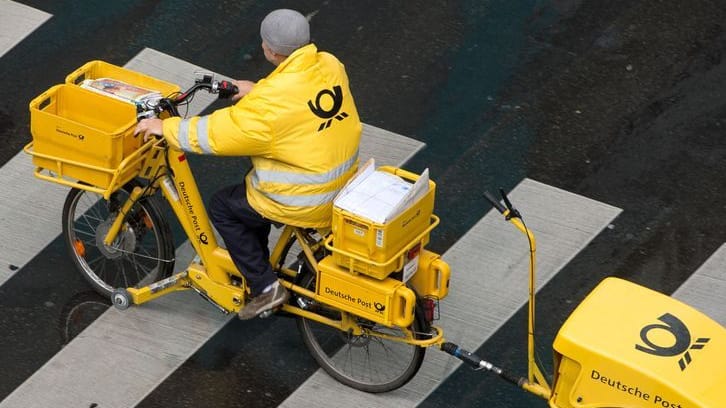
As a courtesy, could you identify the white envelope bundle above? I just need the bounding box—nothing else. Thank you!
[334,159,429,224]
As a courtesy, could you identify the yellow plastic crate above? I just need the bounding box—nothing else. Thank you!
[327,166,438,279]
[65,60,180,97]
[29,84,140,189]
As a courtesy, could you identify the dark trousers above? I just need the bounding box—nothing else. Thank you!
[209,182,276,296]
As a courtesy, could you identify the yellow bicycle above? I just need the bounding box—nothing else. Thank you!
[25,61,450,393]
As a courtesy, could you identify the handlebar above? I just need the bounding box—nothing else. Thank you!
[484,191,506,214]
[483,189,521,219]
[137,76,239,120]
[173,78,238,104]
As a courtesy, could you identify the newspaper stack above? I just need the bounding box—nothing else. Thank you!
[80,78,162,106]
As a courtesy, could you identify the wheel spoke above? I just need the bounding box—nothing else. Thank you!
[80,212,105,224]
[83,196,104,220]
[130,254,143,283]
[296,273,424,391]
[127,254,154,284]
[118,258,129,288]
[135,241,157,258]
[77,213,99,232]
[85,254,106,268]
[72,227,97,239]
[63,186,172,297]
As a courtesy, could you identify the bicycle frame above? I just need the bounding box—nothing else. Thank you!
[109,140,245,310]
[102,138,444,347]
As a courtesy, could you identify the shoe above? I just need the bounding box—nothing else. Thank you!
[238,283,290,320]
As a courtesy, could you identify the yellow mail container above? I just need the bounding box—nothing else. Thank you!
[328,166,437,279]
[317,256,416,328]
[65,60,180,97]
[551,278,726,408]
[408,249,451,300]
[29,84,140,189]
[27,61,181,193]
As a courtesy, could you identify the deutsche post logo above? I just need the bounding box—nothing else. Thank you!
[635,313,710,371]
[308,85,349,131]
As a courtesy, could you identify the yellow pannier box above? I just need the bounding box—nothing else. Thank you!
[408,249,451,301]
[317,256,416,328]
[65,60,180,97]
[326,166,438,280]
[29,84,140,189]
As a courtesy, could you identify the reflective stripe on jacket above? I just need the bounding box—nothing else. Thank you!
[162,44,362,228]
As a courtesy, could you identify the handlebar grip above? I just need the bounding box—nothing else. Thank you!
[216,80,239,99]
[484,191,506,214]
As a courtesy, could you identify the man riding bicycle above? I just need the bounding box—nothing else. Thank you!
[135,9,362,319]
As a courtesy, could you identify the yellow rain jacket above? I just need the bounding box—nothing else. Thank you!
[162,44,362,227]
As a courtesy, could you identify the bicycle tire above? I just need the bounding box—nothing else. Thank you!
[61,182,175,298]
[293,258,427,393]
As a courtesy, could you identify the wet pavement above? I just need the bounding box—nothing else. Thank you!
[1,0,725,406]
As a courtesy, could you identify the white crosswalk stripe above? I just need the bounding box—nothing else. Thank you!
[0,152,67,286]
[0,2,56,286]
[0,1,50,58]
[1,7,725,407]
[673,243,726,326]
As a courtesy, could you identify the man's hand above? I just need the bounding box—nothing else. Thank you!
[231,80,256,101]
[135,118,163,142]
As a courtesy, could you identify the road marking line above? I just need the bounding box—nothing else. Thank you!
[0,153,67,286]
[280,178,622,407]
[673,243,726,325]
[0,1,51,58]
[0,1,54,285]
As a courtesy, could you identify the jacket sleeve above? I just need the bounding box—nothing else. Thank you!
[161,95,273,156]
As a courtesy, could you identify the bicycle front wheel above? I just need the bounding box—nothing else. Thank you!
[62,183,175,298]
[296,272,427,393]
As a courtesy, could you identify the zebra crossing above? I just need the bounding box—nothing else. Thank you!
[1,2,724,407]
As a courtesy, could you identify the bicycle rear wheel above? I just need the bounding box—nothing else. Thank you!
[62,183,174,298]
[296,271,427,393]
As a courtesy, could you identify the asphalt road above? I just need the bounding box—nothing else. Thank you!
[1,0,725,407]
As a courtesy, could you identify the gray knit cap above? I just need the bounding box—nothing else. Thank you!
[260,9,310,56]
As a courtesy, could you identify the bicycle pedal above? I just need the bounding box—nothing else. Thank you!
[258,303,287,319]
[258,309,275,319]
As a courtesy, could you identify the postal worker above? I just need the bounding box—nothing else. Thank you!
[136,9,362,319]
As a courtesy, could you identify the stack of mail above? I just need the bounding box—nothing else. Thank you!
[334,159,429,224]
